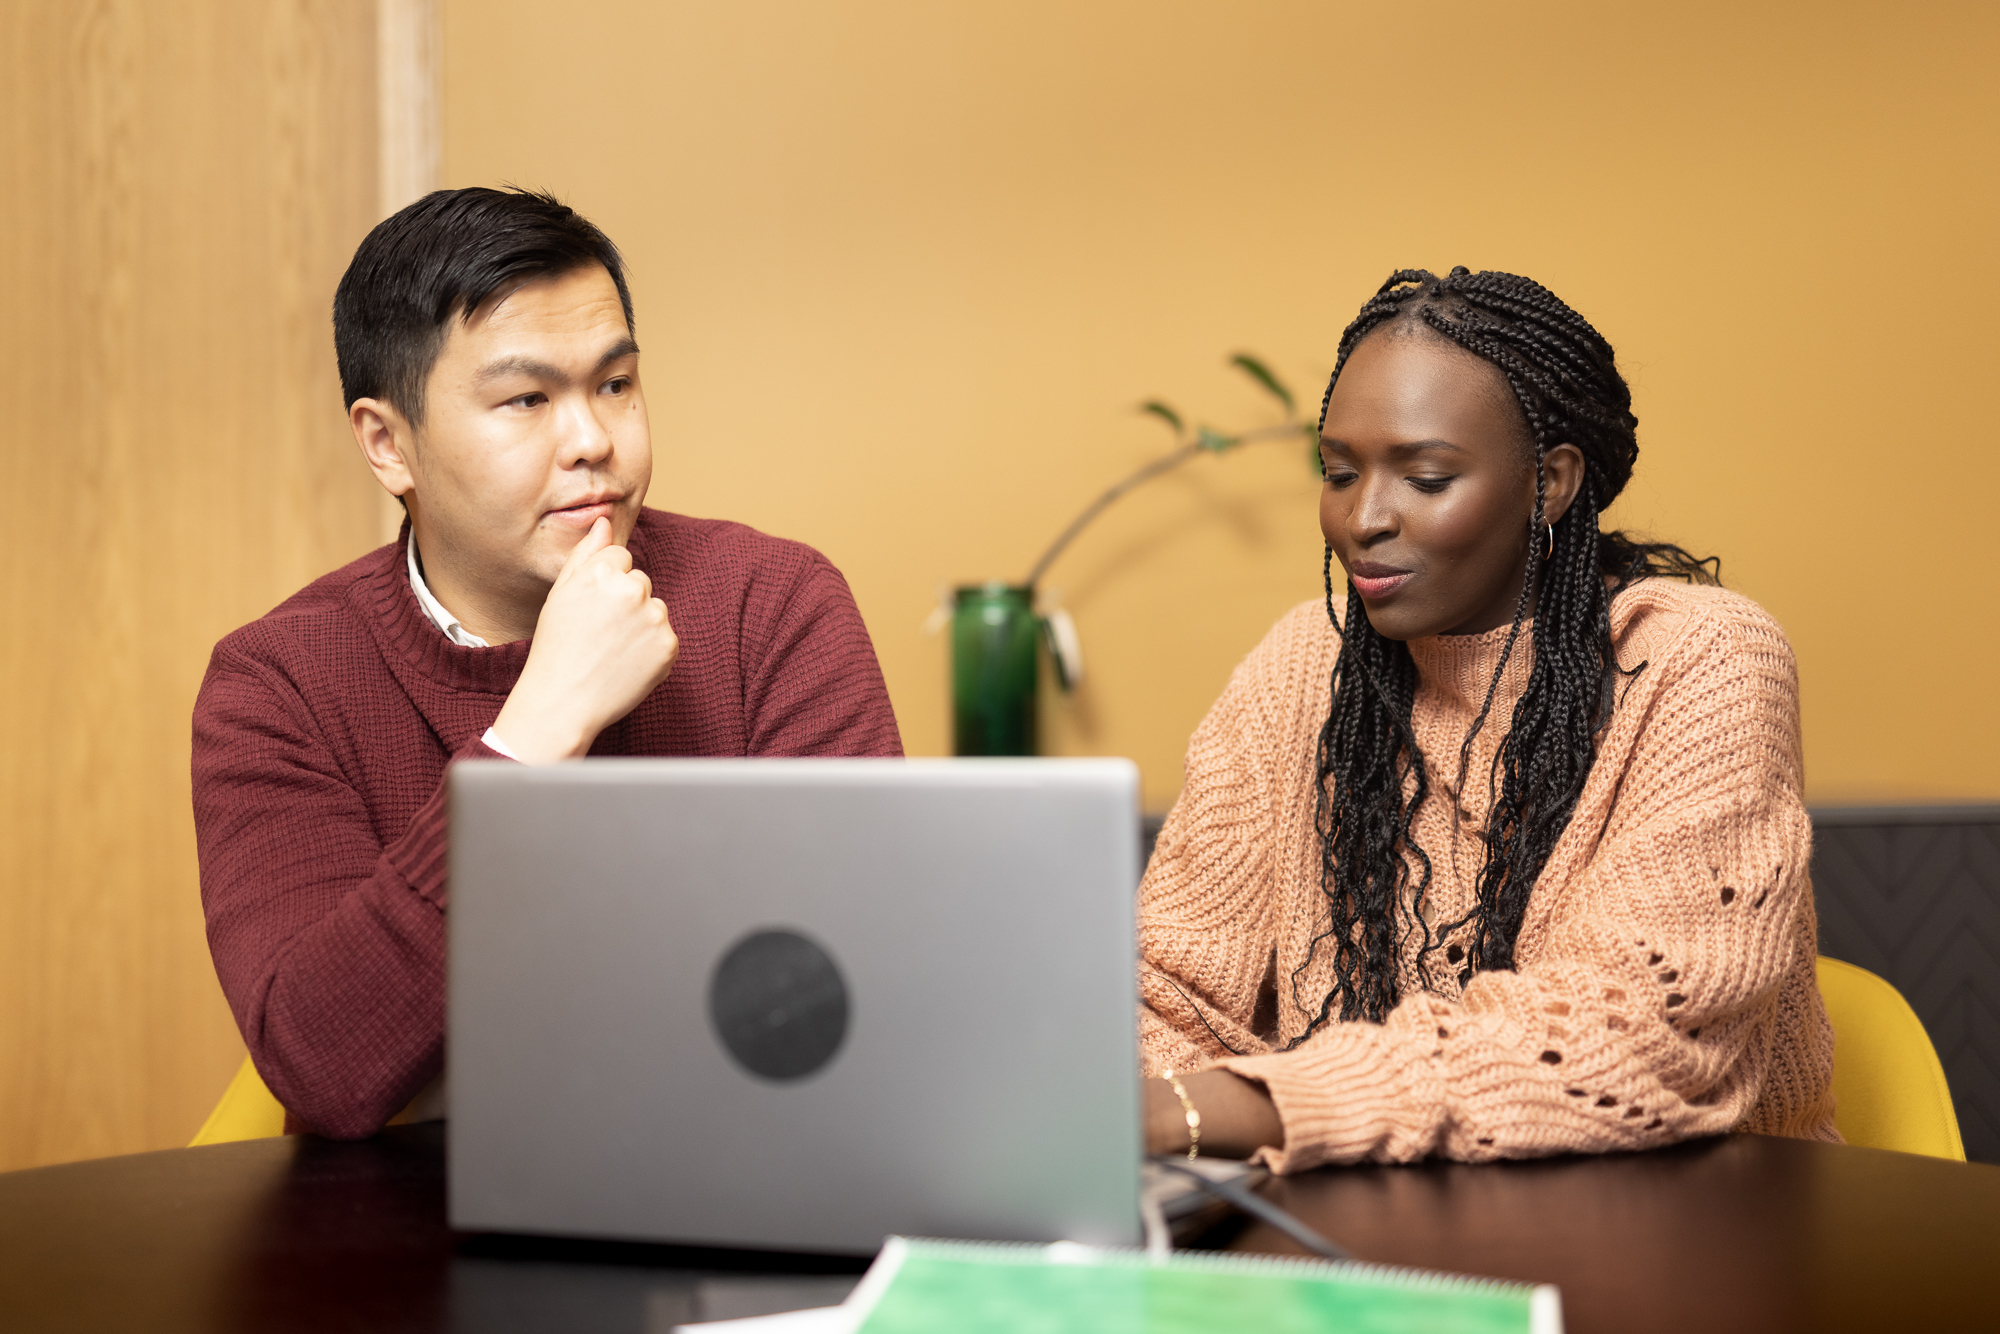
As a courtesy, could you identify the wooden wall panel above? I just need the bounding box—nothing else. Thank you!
[0,0,383,1170]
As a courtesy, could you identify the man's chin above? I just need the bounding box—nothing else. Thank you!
[527,527,608,581]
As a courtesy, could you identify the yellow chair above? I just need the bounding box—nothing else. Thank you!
[189,1054,288,1147]
[1817,956,1965,1161]
[190,960,1963,1158]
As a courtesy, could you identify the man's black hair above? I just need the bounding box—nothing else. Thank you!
[333,187,634,425]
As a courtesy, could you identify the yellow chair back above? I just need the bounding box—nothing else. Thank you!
[189,1054,287,1147]
[1817,956,1965,1161]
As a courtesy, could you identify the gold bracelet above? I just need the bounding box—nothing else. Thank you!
[1161,1068,1201,1160]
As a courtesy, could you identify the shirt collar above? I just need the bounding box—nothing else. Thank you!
[406,534,491,649]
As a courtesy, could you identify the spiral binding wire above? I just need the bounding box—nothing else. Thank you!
[891,1234,1547,1302]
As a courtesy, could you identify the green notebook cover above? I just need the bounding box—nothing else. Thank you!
[847,1237,1562,1334]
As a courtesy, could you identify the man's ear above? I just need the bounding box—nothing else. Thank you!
[350,397,417,501]
[1540,443,1587,528]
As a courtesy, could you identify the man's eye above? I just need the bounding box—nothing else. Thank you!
[507,392,545,409]
[1409,476,1455,494]
[1325,470,1358,489]
[602,377,629,395]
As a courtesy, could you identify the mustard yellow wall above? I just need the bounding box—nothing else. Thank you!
[445,0,1999,808]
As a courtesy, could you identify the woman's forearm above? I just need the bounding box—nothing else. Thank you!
[1144,1069,1285,1159]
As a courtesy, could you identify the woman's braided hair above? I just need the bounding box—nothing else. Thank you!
[1288,267,1718,1038]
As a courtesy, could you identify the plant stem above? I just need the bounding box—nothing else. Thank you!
[1023,423,1308,588]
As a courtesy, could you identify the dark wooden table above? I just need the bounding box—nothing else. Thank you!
[2,1124,1995,1332]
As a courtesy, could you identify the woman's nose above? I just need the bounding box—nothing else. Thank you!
[1347,476,1398,544]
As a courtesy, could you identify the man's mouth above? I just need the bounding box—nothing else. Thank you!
[546,495,621,526]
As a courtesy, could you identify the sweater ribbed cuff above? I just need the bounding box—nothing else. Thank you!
[378,737,510,911]
[1220,1019,1447,1173]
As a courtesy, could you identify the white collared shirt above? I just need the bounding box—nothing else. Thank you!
[407,535,490,648]
[408,535,520,760]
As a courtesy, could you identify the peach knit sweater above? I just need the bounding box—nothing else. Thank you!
[1138,578,1837,1171]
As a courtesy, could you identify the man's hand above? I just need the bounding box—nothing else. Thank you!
[491,517,678,763]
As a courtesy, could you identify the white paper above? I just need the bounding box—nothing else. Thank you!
[671,1305,857,1334]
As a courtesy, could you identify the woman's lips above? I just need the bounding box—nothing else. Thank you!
[1349,569,1413,599]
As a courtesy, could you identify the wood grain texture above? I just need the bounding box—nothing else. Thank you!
[374,0,439,543]
[378,0,441,216]
[0,0,383,1170]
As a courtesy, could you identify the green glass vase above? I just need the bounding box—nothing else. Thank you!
[951,583,1040,756]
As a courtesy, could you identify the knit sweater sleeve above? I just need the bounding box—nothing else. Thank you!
[1218,602,1822,1170]
[740,548,902,758]
[192,648,503,1139]
[1136,619,1299,1076]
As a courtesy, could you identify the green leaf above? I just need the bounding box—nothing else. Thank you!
[1139,399,1185,434]
[1229,352,1295,414]
[1196,426,1237,453]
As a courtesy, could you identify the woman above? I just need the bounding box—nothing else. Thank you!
[1139,268,1836,1169]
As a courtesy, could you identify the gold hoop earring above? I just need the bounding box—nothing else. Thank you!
[1546,523,1555,562]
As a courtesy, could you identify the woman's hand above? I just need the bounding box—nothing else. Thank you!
[1144,1069,1286,1159]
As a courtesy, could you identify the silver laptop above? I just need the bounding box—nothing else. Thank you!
[447,757,1142,1254]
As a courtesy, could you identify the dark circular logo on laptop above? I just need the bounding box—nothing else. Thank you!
[707,928,849,1082]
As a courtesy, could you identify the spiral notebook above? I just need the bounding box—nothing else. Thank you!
[836,1236,1564,1334]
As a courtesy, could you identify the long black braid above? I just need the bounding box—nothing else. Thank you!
[1288,268,1718,1037]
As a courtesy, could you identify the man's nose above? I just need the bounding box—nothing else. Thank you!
[558,393,614,468]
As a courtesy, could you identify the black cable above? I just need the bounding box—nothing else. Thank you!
[1143,967,1246,1056]
[1149,1158,1351,1262]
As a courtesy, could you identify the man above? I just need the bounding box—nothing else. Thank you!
[193,188,901,1138]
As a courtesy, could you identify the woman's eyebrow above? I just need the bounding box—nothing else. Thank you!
[1318,437,1466,456]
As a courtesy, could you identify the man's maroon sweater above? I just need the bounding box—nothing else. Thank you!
[192,509,902,1138]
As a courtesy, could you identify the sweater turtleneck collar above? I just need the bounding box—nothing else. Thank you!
[350,521,534,697]
[1405,618,1537,719]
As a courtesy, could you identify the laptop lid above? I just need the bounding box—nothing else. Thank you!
[448,757,1142,1254]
